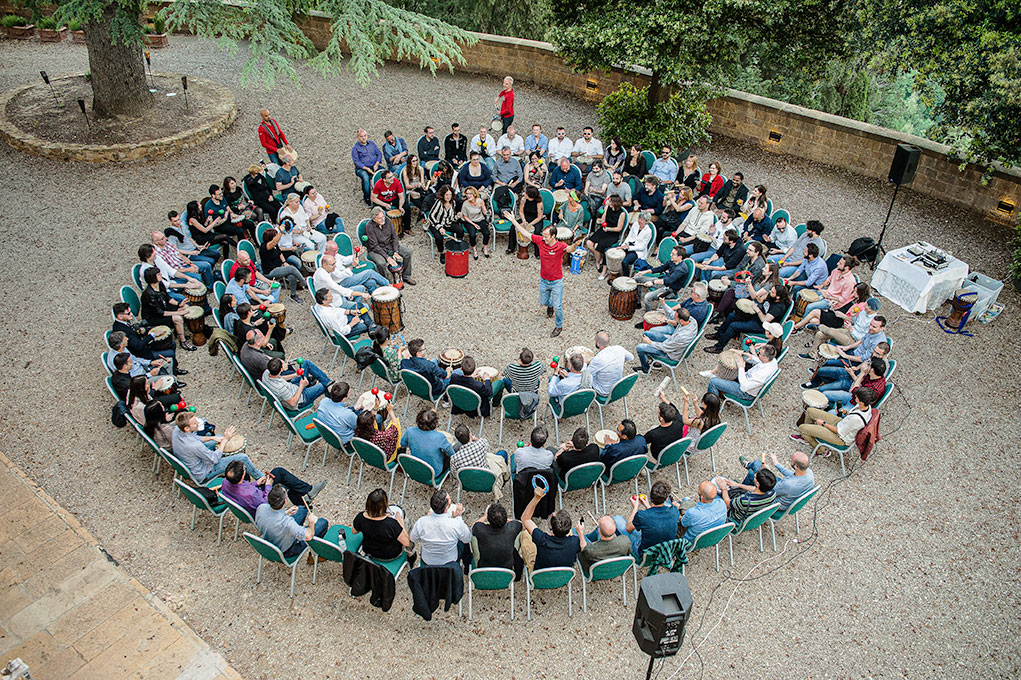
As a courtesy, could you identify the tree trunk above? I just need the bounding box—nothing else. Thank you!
[649,73,672,107]
[84,4,152,119]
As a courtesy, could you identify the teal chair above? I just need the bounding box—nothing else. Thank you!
[174,479,229,546]
[656,237,677,266]
[526,566,576,620]
[313,418,356,479]
[100,351,112,376]
[884,358,897,381]
[104,376,119,402]
[721,368,782,433]
[243,532,308,598]
[810,438,854,477]
[444,384,484,436]
[119,285,141,316]
[556,461,604,513]
[594,373,640,429]
[359,356,402,396]
[539,189,555,219]
[274,402,321,470]
[765,198,774,216]
[875,382,894,409]
[548,389,596,442]
[641,150,656,170]
[336,332,372,378]
[401,368,441,419]
[398,454,449,504]
[683,422,727,485]
[579,555,635,612]
[497,393,538,447]
[599,455,647,511]
[466,567,515,621]
[309,524,349,584]
[684,522,736,574]
[624,175,640,198]
[343,529,411,582]
[256,221,273,245]
[351,436,399,497]
[491,191,518,246]
[131,263,145,291]
[219,494,256,542]
[771,208,790,225]
[220,259,235,287]
[456,466,498,502]
[794,223,807,237]
[644,437,692,490]
[727,503,780,562]
[238,239,257,263]
[212,281,226,307]
[647,309,711,390]
[768,485,820,550]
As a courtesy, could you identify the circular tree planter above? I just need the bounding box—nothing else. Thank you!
[0,73,237,163]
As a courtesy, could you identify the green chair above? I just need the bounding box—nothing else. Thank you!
[131,263,145,291]
[884,358,897,381]
[684,522,736,574]
[875,382,894,409]
[810,439,853,477]
[220,258,235,287]
[557,461,604,513]
[768,485,820,550]
[683,422,727,484]
[444,384,484,436]
[539,189,555,219]
[491,191,518,245]
[335,332,372,378]
[397,454,449,504]
[594,373,640,429]
[721,368,782,434]
[579,555,635,612]
[765,198,774,216]
[497,393,538,447]
[309,524,349,584]
[526,566,576,620]
[229,352,262,410]
[641,150,656,169]
[333,232,376,273]
[256,221,273,245]
[243,532,308,598]
[219,493,256,542]
[599,455,648,511]
[771,208,790,225]
[455,466,497,503]
[100,351,112,376]
[313,418,356,479]
[466,567,515,621]
[360,357,402,397]
[794,223,807,237]
[647,312,710,390]
[624,175,640,198]
[238,239,257,263]
[644,437,692,490]
[104,376,119,402]
[548,389,596,442]
[727,503,780,562]
[351,436,399,496]
[657,237,677,266]
[270,401,321,470]
[401,368,441,419]
[212,281,226,307]
[174,479,229,546]
[119,285,141,316]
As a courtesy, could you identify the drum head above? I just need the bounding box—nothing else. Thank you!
[441,348,464,363]
[387,209,403,218]
[476,366,498,381]
[185,283,207,296]
[300,251,318,263]
[819,344,839,359]
[802,289,821,302]
[802,389,828,409]
[708,279,728,292]
[719,349,741,369]
[490,118,502,132]
[644,311,667,324]
[150,325,171,339]
[184,306,204,319]
[373,286,400,302]
[736,299,757,314]
[612,276,637,291]
[222,434,246,453]
[565,346,595,365]
[556,227,572,240]
[267,303,286,313]
[594,429,620,447]
[553,190,569,203]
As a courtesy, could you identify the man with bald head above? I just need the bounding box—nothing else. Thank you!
[351,128,383,207]
[679,481,727,542]
[585,330,634,397]
[319,248,388,294]
[258,109,288,164]
[737,451,814,510]
[579,515,632,572]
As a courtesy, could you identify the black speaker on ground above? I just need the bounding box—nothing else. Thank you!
[633,573,693,658]
[888,143,921,185]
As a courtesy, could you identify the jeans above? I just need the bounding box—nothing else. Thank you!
[181,261,214,288]
[779,265,799,279]
[341,269,388,293]
[821,389,854,407]
[641,285,676,311]
[266,264,303,296]
[355,168,373,203]
[313,214,345,234]
[711,315,763,349]
[644,326,674,342]
[539,278,564,327]
[268,152,281,165]
[296,383,327,409]
[288,360,330,408]
[707,377,752,401]
[699,258,724,281]
[269,466,313,507]
[637,343,670,371]
[204,449,262,483]
[804,298,831,315]
[367,245,414,281]
[689,249,717,264]
[282,509,329,558]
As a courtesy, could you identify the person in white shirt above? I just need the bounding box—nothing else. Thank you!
[409,490,472,567]
[621,210,655,275]
[585,331,634,397]
[675,195,716,245]
[300,186,343,234]
[314,289,369,337]
[688,207,732,264]
[707,345,778,401]
[764,216,798,255]
[496,124,526,157]
[313,256,372,310]
[571,126,604,172]
[279,194,327,252]
[138,244,191,297]
[470,125,497,159]
[548,126,574,161]
[320,245,388,293]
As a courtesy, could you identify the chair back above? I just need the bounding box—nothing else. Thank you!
[529,566,576,589]
[104,377,119,401]
[160,448,204,485]
[457,466,497,493]
[765,198,774,216]
[131,263,145,291]
[779,320,794,343]
[690,522,736,551]
[255,221,272,245]
[875,382,894,409]
[695,422,728,452]
[743,369,781,406]
[657,237,677,265]
[212,280,226,305]
[352,436,394,472]
[558,389,596,418]
[604,454,647,484]
[586,555,635,582]
[243,532,289,564]
[559,461,604,491]
[446,384,482,414]
[231,353,257,392]
[606,373,640,404]
[333,232,354,256]
[641,150,656,169]
[679,317,710,362]
[238,239,257,263]
[500,393,529,420]
[397,453,442,486]
[491,192,517,229]
[624,175,640,197]
[773,485,820,521]
[884,359,896,380]
[771,208,790,225]
[338,333,364,361]
[651,438,692,469]
[220,259,235,286]
[101,351,112,376]
[313,418,347,453]
[369,356,396,385]
[794,223,807,237]
[119,285,141,315]
[401,369,435,402]
[356,219,369,246]
[309,529,347,563]
[220,494,256,527]
[734,503,780,535]
[470,567,514,591]
[539,189,555,218]
[211,309,224,330]
[272,401,317,439]
[175,479,225,513]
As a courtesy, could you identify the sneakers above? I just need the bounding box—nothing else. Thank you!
[699,370,714,378]
[632,366,649,374]
[307,480,328,500]
[181,341,197,351]
[634,321,645,329]
[789,433,805,443]
[798,352,814,360]
[800,381,815,389]
[738,455,750,468]
[290,294,303,303]
[551,327,562,338]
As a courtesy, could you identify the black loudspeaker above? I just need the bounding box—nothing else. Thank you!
[888,143,921,185]
[632,573,693,658]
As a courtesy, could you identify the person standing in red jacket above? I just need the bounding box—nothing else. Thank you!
[258,109,289,164]
[494,76,515,135]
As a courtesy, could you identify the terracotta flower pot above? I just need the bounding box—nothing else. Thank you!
[4,24,35,39]
[144,32,169,48]
[38,27,67,42]
[70,29,85,44]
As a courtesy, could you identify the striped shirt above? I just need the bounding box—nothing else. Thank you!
[728,489,776,523]
[502,361,546,394]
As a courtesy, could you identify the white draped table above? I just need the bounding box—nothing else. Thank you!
[871,244,969,314]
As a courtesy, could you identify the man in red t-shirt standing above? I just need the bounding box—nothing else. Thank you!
[258,109,289,164]
[506,211,572,337]
[494,76,515,136]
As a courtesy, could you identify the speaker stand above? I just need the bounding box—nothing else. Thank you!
[645,656,655,680]
[868,182,900,269]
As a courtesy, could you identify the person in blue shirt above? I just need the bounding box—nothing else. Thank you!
[649,146,679,185]
[613,480,681,557]
[315,381,358,443]
[400,338,451,399]
[679,481,727,542]
[382,130,409,177]
[547,353,585,409]
[599,419,648,470]
[741,206,773,243]
[524,124,549,157]
[400,407,455,476]
[351,129,383,206]
[549,157,582,193]
[786,243,828,296]
[635,177,665,216]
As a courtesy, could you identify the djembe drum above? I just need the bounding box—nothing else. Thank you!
[609,276,639,320]
[605,247,625,282]
[183,306,207,345]
[371,286,404,333]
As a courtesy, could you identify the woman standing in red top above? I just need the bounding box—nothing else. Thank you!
[495,76,515,135]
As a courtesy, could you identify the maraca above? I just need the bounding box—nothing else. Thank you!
[207,209,213,215]
[552,355,560,364]
[354,246,361,253]
[371,387,379,395]
[177,400,187,410]
[258,304,266,311]
[187,406,196,412]
[271,282,280,289]
[169,404,178,412]
[517,441,525,448]
[263,311,272,319]
[295,368,304,376]
[325,203,330,210]
[384,392,392,401]
[295,357,304,365]
[361,235,368,242]
[550,361,557,369]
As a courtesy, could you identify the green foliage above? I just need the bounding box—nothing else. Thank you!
[13,0,43,23]
[1,14,27,27]
[67,19,80,30]
[596,83,713,155]
[394,0,551,39]
[36,15,57,29]
[151,14,165,34]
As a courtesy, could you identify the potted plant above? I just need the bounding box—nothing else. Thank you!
[1,14,35,39]
[36,15,66,42]
[144,15,168,48]
[67,19,85,43]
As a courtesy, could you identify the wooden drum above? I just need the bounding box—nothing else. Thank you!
[609,276,639,321]
[552,189,570,213]
[184,283,207,307]
[438,347,464,371]
[794,289,821,319]
[267,303,287,328]
[184,306,207,346]
[708,279,728,306]
[387,209,404,238]
[557,226,574,265]
[715,348,743,381]
[300,250,319,276]
[371,285,404,333]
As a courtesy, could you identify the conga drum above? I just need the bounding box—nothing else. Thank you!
[609,276,639,320]
[371,286,404,333]
[735,298,758,321]
[708,279,727,306]
[438,348,464,372]
[424,160,439,175]
[556,226,574,265]
[222,434,247,454]
[715,349,743,381]
[183,306,207,346]
[794,289,821,319]
[802,389,828,412]
[605,247,625,281]
[818,344,840,360]
[184,283,207,307]
[643,311,668,331]
[300,250,318,276]
[268,303,287,328]
[387,209,404,238]
[552,189,570,213]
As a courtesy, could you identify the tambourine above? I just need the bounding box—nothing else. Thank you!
[531,475,549,493]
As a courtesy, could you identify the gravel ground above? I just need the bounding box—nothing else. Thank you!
[2,38,1019,680]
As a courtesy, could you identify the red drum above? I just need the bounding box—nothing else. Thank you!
[445,240,469,278]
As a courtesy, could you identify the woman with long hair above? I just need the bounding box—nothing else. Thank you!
[218,293,238,335]
[603,136,625,174]
[678,154,700,190]
[370,325,408,383]
[681,392,721,441]
[243,164,282,219]
[511,184,545,256]
[623,144,647,178]
[427,184,463,263]
[585,194,626,279]
[353,405,402,464]
[459,186,492,259]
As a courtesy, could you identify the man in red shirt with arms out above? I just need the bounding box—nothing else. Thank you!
[505,211,581,337]
[494,76,515,135]
[258,109,289,164]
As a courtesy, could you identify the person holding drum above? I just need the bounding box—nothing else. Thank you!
[448,356,495,419]
[258,228,304,303]
[172,412,260,485]
[704,283,789,354]
[792,255,858,326]
[549,156,583,194]
[620,210,655,276]
[710,260,778,324]
[444,123,468,167]
[585,194,627,280]
[737,205,773,243]
[301,186,342,235]
[639,281,709,336]
[706,344,779,403]
[111,302,181,373]
[140,267,197,351]
[371,169,406,216]
[694,228,745,282]
[804,295,880,356]
[365,207,416,286]
[458,186,492,259]
[674,194,717,249]
[791,386,878,451]
[509,184,545,256]
[552,427,601,478]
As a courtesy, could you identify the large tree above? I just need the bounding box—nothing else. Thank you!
[55,0,477,119]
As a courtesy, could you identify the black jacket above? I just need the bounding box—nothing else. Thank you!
[407,563,464,621]
[512,468,557,520]
[112,319,158,360]
[713,180,748,211]
[342,551,397,612]
[449,372,493,418]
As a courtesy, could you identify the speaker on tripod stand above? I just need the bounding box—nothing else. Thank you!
[859,143,921,268]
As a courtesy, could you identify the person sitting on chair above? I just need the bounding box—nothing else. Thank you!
[547,353,585,409]
[448,356,494,419]
[364,207,416,285]
[634,307,697,374]
[456,152,494,195]
[228,250,279,304]
[444,123,468,167]
[610,480,680,558]
[792,384,878,449]
[497,124,526,158]
[693,229,745,282]
[313,289,370,339]
[301,185,342,235]
[599,419,647,469]
[579,515,632,573]
[514,425,555,473]
[501,347,547,395]
[549,157,582,193]
[352,488,411,561]
[784,243,829,297]
[635,176,665,220]
[764,216,798,256]
[520,485,580,570]
[792,255,858,324]
[401,408,455,476]
[220,459,326,518]
[738,206,773,243]
[233,304,285,355]
[635,246,694,313]
[706,344,779,402]
[775,221,826,276]
[427,184,465,264]
[409,490,471,568]
[371,169,406,218]
[649,146,679,185]
[469,125,496,159]
[734,451,814,510]
[553,427,601,478]
[678,481,727,543]
[111,302,180,373]
[644,395,686,460]
[418,126,441,162]
[493,146,523,194]
[714,466,777,524]
[400,338,451,399]
[140,267,195,350]
[586,331,635,398]
[450,424,510,498]
[172,412,260,484]
[255,485,329,559]
[571,126,603,173]
[703,283,789,354]
[352,129,383,207]
[262,357,329,411]
[382,130,409,175]
[316,381,357,444]
[471,502,522,571]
